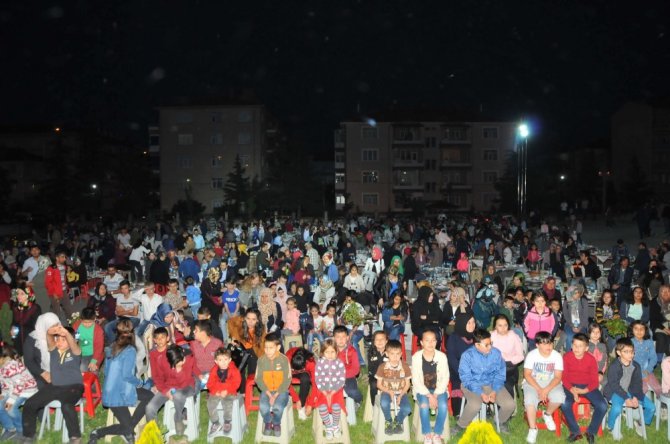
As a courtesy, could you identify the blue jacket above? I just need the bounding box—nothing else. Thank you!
[102,346,141,407]
[632,337,657,377]
[179,257,200,283]
[458,346,506,395]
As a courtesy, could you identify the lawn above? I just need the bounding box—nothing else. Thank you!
[16,376,670,444]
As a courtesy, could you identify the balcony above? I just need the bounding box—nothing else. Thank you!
[392,127,422,144]
[334,129,345,148]
[440,159,472,168]
[441,126,471,144]
[393,149,423,168]
[393,183,423,190]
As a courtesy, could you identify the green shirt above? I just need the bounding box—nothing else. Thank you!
[78,324,95,358]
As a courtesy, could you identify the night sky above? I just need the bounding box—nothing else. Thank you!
[2,1,669,152]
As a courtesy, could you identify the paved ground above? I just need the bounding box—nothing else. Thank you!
[579,215,668,250]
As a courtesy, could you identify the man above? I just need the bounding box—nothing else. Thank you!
[104,280,140,343]
[576,250,601,281]
[607,256,633,305]
[561,333,608,443]
[45,251,76,322]
[20,244,51,312]
[190,320,224,390]
[20,244,44,283]
[136,282,163,336]
[103,265,125,294]
[454,329,515,435]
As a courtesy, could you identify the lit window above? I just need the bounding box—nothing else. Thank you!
[362,171,379,184]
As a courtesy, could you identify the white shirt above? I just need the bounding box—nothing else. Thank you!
[22,257,40,282]
[136,290,163,322]
[524,349,563,387]
[129,245,150,262]
[117,233,131,248]
[103,273,124,292]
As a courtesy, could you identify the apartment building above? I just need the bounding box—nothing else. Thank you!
[334,117,517,213]
[158,102,269,213]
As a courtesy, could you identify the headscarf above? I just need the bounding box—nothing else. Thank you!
[454,313,474,341]
[566,285,584,300]
[207,267,220,284]
[238,244,248,255]
[258,288,277,325]
[542,277,556,300]
[388,255,404,276]
[12,287,35,309]
[372,246,382,261]
[30,312,61,371]
[319,276,333,291]
[149,302,173,328]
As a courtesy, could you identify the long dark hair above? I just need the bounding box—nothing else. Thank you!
[243,308,264,345]
[111,318,136,356]
[94,282,108,298]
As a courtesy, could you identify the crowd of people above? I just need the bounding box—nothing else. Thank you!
[0,214,670,444]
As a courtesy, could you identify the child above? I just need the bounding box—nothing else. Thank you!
[256,333,291,437]
[491,314,524,398]
[382,292,408,341]
[305,303,325,351]
[314,339,346,439]
[500,295,515,327]
[563,285,589,352]
[603,338,655,436]
[221,277,240,342]
[630,321,662,396]
[368,331,388,406]
[338,291,366,366]
[376,339,411,434]
[333,325,363,405]
[523,331,565,444]
[282,297,301,336]
[72,307,105,372]
[197,306,224,342]
[185,276,202,315]
[523,293,557,350]
[287,347,316,420]
[0,345,38,440]
[206,348,242,437]
[549,299,566,351]
[587,323,608,385]
[512,287,528,330]
[322,303,338,338]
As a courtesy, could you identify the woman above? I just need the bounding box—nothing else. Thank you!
[446,313,475,416]
[148,303,189,347]
[228,308,266,380]
[257,287,283,333]
[441,286,472,336]
[238,273,261,309]
[381,292,408,341]
[505,271,526,294]
[541,276,562,302]
[86,282,116,326]
[549,244,567,281]
[236,243,250,272]
[412,286,443,348]
[375,266,404,308]
[11,284,41,356]
[313,276,336,314]
[483,243,501,268]
[293,257,314,287]
[149,251,170,286]
[491,314,524,398]
[88,319,153,443]
[200,267,223,320]
[342,264,365,295]
[620,285,650,324]
[414,245,429,267]
[22,312,61,388]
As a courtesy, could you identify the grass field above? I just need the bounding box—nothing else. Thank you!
[15,374,670,444]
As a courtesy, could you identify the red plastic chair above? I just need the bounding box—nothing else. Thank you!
[82,372,102,417]
[399,333,407,362]
[561,396,603,437]
[245,375,260,412]
[411,335,421,356]
[526,401,561,437]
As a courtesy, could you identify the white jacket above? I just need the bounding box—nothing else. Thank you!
[411,349,450,397]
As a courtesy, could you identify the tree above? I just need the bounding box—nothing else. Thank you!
[223,155,250,217]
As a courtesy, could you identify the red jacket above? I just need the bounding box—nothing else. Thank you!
[45,265,66,298]
[206,361,242,395]
[562,351,599,392]
[337,345,360,379]
[72,319,105,366]
[150,350,197,394]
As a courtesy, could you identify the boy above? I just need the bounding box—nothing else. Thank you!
[206,348,242,437]
[72,307,105,372]
[455,329,515,435]
[523,331,565,444]
[197,306,224,341]
[147,327,170,397]
[603,338,655,437]
[104,280,140,343]
[368,330,388,406]
[561,333,608,444]
[221,277,240,342]
[333,325,363,405]
[185,276,201,315]
[375,339,411,434]
[190,320,224,390]
[256,333,291,437]
[500,295,515,326]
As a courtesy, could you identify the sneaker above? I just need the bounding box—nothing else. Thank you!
[567,434,583,442]
[208,422,223,437]
[86,430,99,444]
[393,421,403,434]
[499,421,510,434]
[634,419,645,438]
[423,433,433,444]
[585,433,595,444]
[0,430,16,442]
[385,421,394,434]
[431,434,443,444]
[298,407,307,420]
[543,412,557,431]
[263,423,273,436]
[273,423,281,437]
[223,421,232,433]
[325,428,334,440]
[333,427,341,438]
[526,428,538,444]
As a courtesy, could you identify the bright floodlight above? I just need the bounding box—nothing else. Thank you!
[518,123,530,138]
[91,184,97,190]
[559,175,566,181]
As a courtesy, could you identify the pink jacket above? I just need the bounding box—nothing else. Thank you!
[284,308,301,334]
[523,306,556,340]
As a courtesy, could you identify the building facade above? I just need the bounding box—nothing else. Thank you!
[334,119,517,213]
[157,103,269,213]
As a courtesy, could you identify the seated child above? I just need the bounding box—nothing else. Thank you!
[523,331,565,444]
[376,339,411,434]
[286,347,316,420]
[72,307,105,372]
[256,333,291,437]
[206,348,242,437]
[321,303,338,338]
[333,325,362,405]
[549,298,566,352]
[0,345,38,440]
[368,331,388,406]
[314,339,347,439]
[603,338,655,435]
[281,297,301,336]
[305,303,325,351]
[587,323,608,385]
[630,321,662,396]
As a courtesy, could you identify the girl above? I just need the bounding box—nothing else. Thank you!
[630,320,662,396]
[282,297,301,336]
[382,291,409,341]
[526,243,541,270]
[447,314,475,416]
[523,293,558,350]
[86,282,116,326]
[620,286,650,324]
[342,264,365,295]
[491,314,524,398]
[594,289,619,326]
[293,284,311,314]
[305,303,325,352]
[0,345,38,440]
[313,339,346,439]
[10,285,41,356]
[286,347,316,420]
[376,266,403,308]
[88,319,153,443]
[563,285,589,352]
[321,303,338,338]
[587,323,608,385]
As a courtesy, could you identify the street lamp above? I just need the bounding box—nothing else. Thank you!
[517,122,530,218]
[91,183,97,190]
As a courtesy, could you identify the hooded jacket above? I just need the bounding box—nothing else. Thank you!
[523,306,558,340]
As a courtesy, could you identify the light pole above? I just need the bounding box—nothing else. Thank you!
[517,123,530,218]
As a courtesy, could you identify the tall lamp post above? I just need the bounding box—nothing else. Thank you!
[517,123,530,218]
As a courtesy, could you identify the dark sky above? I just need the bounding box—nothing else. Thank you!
[1,1,669,152]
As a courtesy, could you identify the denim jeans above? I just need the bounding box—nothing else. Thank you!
[416,392,449,435]
[350,329,365,366]
[0,396,26,433]
[385,323,405,341]
[379,392,411,423]
[344,378,363,404]
[606,393,655,429]
[561,385,608,436]
[563,326,586,352]
[306,331,325,350]
[220,311,231,343]
[259,391,290,425]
